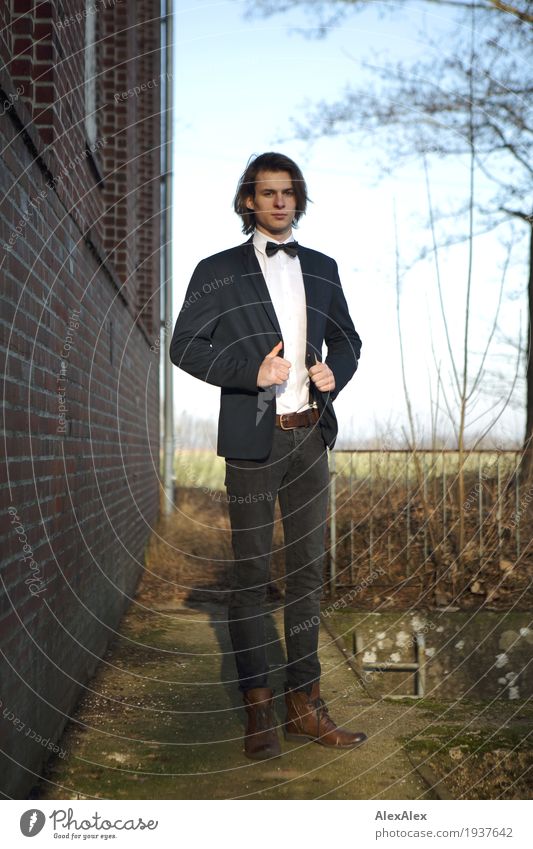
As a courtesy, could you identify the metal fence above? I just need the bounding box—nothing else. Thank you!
[328,449,525,594]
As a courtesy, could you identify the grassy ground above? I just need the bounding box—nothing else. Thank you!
[400,705,533,799]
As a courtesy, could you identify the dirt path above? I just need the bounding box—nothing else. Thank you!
[29,499,531,800]
[31,598,436,799]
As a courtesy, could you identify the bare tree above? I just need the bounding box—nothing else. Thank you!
[248,0,533,470]
[247,0,533,29]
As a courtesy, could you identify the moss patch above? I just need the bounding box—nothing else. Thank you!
[402,712,533,799]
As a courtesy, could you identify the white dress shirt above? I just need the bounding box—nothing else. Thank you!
[252,228,311,415]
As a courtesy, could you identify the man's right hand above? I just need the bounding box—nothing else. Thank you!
[257,340,291,388]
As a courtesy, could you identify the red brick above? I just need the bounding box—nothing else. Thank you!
[9,57,32,77]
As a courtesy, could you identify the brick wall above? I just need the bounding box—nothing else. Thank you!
[0,0,162,798]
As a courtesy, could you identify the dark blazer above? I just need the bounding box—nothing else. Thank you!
[169,235,361,459]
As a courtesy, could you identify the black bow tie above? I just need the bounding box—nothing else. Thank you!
[265,240,299,258]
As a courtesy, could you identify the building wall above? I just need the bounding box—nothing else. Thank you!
[0,0,162,798]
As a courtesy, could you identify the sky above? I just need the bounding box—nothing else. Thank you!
[168,0,527,449]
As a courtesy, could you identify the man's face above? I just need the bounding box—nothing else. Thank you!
[245,169,297,239]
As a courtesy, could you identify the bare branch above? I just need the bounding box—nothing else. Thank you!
[248,0,533,24]
[467,237,513,399]
[488,0,533,23]
[423,156,461,395]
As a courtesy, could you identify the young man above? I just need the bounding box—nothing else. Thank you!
[170,152,366,760]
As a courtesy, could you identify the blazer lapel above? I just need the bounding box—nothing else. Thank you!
[298,246,319,359]
[240,236,282,338]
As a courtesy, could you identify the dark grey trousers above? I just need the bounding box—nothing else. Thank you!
[224,423,330,695]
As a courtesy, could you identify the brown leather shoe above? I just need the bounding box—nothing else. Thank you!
[284,681,367,748]
[243,687,281,760]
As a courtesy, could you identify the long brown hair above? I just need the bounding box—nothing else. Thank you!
[233,152,309,235]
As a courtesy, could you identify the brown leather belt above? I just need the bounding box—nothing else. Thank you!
[275,407,320,430]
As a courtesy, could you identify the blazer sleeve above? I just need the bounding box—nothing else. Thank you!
[324,259,362,402]
[169,259,263,392]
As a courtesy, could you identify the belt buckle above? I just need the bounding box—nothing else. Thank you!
[279,413,295,430]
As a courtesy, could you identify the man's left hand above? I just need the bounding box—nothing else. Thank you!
[308,362,335,393]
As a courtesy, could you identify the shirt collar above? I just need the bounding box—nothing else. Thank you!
[252,228,295,256]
